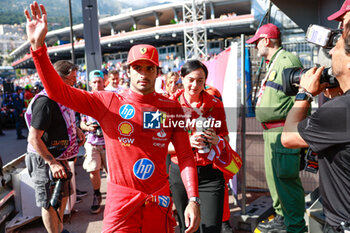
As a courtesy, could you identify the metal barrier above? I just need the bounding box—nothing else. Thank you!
[283,41,317,69]
[244,118,318,192]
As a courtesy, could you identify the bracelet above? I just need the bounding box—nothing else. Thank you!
[188,197,201,206]
[296,90,313,103]
[298,86,313,98]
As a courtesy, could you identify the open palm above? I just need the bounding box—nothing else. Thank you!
[24,1,48,50]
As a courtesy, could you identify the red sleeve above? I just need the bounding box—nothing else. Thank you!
[171,104,199,198]
[215,100,229,137]
[31,45,112,121]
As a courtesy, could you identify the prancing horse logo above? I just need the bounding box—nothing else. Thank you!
[140,48,147,54]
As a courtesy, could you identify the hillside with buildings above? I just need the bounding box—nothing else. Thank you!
[0,0,177,65]
[0,0,176,28]
[0,24,26,66]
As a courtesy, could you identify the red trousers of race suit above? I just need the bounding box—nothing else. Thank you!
[102,181,176,233]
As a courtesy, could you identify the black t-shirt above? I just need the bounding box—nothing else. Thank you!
[31,96,69,158]
[298,91,350,227]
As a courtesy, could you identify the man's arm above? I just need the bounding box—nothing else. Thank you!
[76,127,85,147]
[28,126,67,179]
[80,119,98,133]
[24,2,109,121]
[282,66,328,149]
[281,101,309,148]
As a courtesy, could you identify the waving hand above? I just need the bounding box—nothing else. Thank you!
[24,1,48,51]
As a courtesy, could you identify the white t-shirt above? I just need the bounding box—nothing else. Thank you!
[104,85,125,93]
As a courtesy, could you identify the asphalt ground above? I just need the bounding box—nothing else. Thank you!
[0,128,28,165]
[12,160,256,233]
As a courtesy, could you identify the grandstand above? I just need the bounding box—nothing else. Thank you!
[10,0,256,69]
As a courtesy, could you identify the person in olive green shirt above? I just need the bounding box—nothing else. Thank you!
[246,24,307,233]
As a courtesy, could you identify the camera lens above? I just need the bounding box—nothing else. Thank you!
[282,68,305,96]
[49,170,72,210]
[282,67,338,96]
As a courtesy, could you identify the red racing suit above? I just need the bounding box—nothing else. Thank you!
[31,45,199,233]
[170,89,229,166]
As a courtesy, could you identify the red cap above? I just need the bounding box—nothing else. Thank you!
[328,0,350,21]
[246,23,281,44]
[127,44,159,66]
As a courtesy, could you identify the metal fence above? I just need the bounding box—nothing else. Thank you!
[241,40,319,193]
[283,41,318,69]
[242,118,319,193]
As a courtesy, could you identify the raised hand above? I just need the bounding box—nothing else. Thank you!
[24,1,48,51]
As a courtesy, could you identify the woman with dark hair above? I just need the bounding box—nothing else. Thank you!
[169,60,231,233]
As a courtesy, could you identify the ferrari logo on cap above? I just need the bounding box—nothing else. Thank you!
[140,48,147,54]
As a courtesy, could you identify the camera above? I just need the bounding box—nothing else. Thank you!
[91,122,103,137]
[282,67,338,96]
[281,24,342,96]
[306,24,342,49]
[50,170,72,210]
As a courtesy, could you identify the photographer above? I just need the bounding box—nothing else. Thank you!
[281,22,350,233]
[79,70,107,215]
[25,60,85,233]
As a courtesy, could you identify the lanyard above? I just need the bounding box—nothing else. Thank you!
[256,49,284,106]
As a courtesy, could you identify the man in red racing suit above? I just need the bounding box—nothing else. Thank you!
[25,2,200,233]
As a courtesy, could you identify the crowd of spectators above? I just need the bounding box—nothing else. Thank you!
[0,58,188,138]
